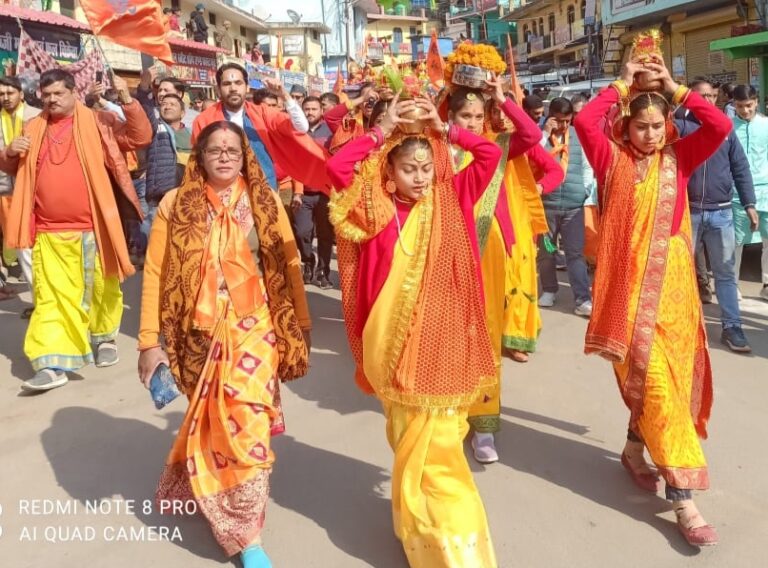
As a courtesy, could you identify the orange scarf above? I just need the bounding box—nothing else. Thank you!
[6,102,134,280]
[549,129,569,174]
[193,179,264,329]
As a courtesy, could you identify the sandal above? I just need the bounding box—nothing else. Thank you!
[675,507,718,547]
[620,452,661,493]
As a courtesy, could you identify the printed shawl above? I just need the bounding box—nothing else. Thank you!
[160,134,308,392]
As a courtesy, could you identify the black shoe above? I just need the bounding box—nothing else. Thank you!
[721,327,751,353]
[699,285,713,304]
[302,264,313,285]
[317,276,333,290]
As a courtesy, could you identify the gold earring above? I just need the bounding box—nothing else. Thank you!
[385,180,397,194]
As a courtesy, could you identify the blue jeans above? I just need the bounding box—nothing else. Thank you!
[690,208,741,329]
[537,207,592,305]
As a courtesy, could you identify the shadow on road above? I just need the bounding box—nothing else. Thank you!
[41,407,230,564]
[270,434,404,567]
[285,289,381,416]
[492,417,701,557]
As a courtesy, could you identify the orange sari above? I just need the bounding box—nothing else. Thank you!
[588,147,712,490]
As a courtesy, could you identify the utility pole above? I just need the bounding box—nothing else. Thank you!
[345,0,354,64]
[320,0,329,65]
[585,0,596,90]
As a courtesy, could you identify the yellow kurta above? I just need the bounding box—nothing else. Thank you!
[611,156,708,489]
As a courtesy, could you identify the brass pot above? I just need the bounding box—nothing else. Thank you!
[398,105,429,134]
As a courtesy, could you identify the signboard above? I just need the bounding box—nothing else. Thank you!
[246,62,279,88]
[672,55,686,82]
[530,36,544,52]
[0,21,80,75]
[156,46,218,86]
[281,70,306,91]
[282,35,304,57]
[309,76,326,95]
[610,0,646,13]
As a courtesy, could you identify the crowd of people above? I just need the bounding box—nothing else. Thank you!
[0,32,766,567]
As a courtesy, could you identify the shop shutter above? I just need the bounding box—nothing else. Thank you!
[685,23,748,85]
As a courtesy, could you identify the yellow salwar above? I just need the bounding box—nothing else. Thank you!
[362,195,497,568]
[25,231,122,371]
[156,296,281,556]
[385,403,497,568]
[611,157,709,489]
[502,155,546,353]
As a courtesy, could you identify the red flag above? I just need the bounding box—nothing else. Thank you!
[506,33,525,104]
[79,0,173,65]
[426,29,444,88]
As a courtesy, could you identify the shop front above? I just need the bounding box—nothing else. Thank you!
[0,5,85,78]
[156,38,229,100]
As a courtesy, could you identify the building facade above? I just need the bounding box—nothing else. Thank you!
[601,0,758,87]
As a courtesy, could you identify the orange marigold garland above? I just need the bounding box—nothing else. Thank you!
[444,42,507,88]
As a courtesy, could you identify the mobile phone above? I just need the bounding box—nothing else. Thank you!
[96,71,103,83]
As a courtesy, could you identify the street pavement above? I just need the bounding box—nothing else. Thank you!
[0,248,766,568]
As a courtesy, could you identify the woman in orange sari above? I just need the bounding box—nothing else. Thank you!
[574,52,731,547]
[138,121,311,567]
[327,94,501,567]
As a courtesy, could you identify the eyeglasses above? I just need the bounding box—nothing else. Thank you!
[204,148,242,160]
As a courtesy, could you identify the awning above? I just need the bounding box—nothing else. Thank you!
[0,4,90,32]
[565,36,588,49]
[168,37,230,54]
[710,31,768,59]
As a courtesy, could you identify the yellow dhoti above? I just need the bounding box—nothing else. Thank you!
[385,402,497,568]
[25,231,122,371]
[157,298,280,556]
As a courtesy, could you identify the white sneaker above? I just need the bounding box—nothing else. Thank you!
[574,300,593,317]
[538,292,556,307]
[471,432,499,464]
[760,285,768,301]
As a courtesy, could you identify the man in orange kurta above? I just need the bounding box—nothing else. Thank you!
[192,63,331,193]
[0,69,151,392]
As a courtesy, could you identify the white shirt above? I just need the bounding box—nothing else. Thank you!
[284,97,309,133]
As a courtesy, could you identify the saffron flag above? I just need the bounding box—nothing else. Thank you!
[506,33,525,104]
[79,0,173,66]
[332,63,343,95]
[276,33,284,70]
[426,28,444,88]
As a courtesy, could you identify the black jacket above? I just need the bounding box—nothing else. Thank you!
[675,109,756,210]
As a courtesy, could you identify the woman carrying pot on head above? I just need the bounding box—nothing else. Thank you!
[445,76,547,465]
[327,92,502,567]
[574,42,731,547]
[137,121,311,568]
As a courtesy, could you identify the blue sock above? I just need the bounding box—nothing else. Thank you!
[240,545,272,568]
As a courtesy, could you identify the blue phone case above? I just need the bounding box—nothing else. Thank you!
[149,363,181,410]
